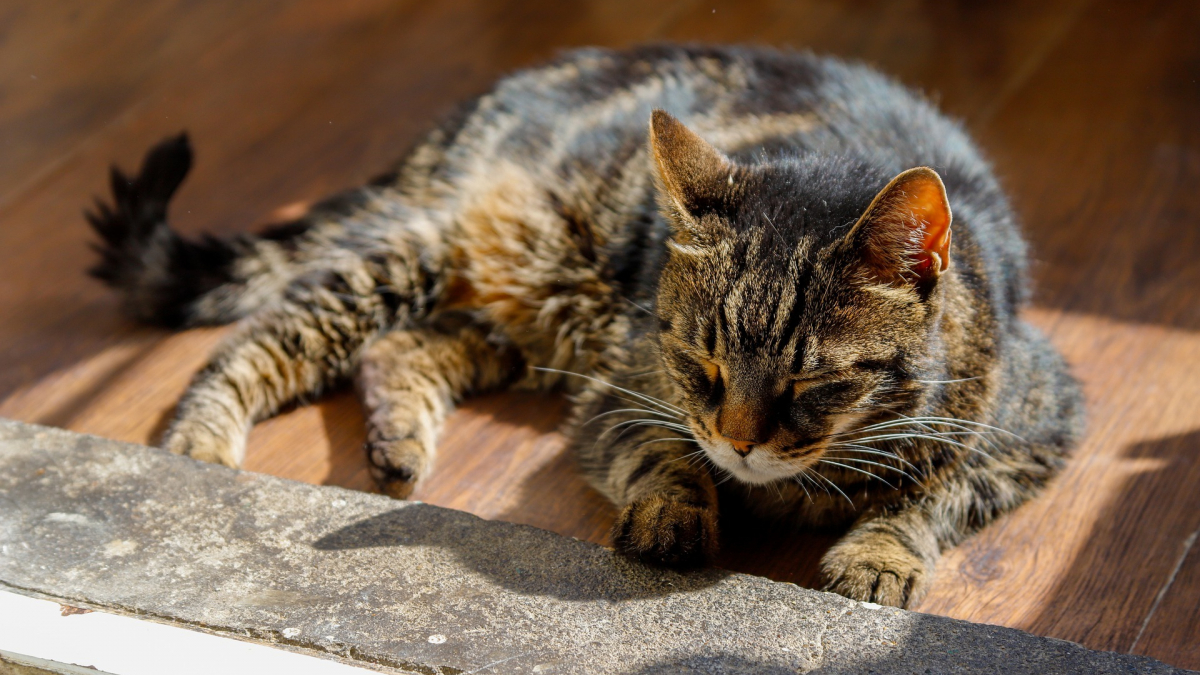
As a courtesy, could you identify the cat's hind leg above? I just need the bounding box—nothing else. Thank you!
[356,319,523,498]
[164,237,441,467]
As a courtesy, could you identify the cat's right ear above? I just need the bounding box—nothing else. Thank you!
[844,167,953,287]
[649,110,736,245]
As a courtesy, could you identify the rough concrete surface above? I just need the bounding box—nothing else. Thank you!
[0,419,1191,674]
[0,652,115,675]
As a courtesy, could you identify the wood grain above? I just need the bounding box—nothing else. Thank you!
[0,1,1196,669]
[1134,530,1200,667]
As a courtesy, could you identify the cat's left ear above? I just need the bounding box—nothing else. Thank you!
[649,110,736,244]
[845,167,952,286]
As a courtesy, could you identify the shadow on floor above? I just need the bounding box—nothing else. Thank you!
[492,443,618,545]
[1024,428,1200,661]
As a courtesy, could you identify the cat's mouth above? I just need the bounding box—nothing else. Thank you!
[690,423,825,485]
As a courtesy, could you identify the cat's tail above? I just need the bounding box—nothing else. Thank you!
[87,134,320,328]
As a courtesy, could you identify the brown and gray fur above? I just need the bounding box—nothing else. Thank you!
[88,45,1083,608]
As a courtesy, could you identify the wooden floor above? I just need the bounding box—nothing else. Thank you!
[1,0,1197,668]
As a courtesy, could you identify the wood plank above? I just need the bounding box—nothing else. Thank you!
[0,2,288,208]
[1134,531,1200,668]
[975,1,1200,330]
[0,1,1197,669]
[661,0,1093,122]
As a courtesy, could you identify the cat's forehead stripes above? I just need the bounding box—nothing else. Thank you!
[714,232,817,361]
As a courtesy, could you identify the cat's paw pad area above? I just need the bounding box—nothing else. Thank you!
[612,493,718,568]
[365,438,428,500]
[163,421,240,468]
[819,536,930,608]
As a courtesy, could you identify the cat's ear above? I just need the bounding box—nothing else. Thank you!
[845,167,952,286]
[649,110,736,244]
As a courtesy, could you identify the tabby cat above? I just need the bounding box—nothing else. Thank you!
[88,45,1083,608]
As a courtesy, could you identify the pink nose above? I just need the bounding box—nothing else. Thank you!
[726,437,755,457]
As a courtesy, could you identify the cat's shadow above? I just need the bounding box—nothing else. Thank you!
[311,500,732,601]
[714,505,840,590]
[310,388,840,600]
[486,436,843,591]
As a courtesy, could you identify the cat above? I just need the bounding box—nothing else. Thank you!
[87,45,1084,608]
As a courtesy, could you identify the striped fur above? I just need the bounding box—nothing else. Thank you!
[87,45,1083,607]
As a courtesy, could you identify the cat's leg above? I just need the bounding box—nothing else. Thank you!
[819,502,940,608]
[821,319,1083,607]
[819,445,1066,608]
[823,321,1082,608]
[163,235,442,467]
[570,372,719,567]
[356,319,523,499]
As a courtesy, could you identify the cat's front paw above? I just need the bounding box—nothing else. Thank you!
[820,533,931,608]
[612,494,718,568]
[163,420,242,468]
[365,437,428,500]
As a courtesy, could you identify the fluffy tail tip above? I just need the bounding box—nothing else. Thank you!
[86,132,192,284]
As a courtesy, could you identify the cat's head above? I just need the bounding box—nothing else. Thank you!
[649,111,953,485]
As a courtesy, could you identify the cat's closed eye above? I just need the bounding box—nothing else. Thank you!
[697,355,722,384]
[790,373,833,397]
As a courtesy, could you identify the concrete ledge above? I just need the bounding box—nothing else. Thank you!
[0,419,1190,674]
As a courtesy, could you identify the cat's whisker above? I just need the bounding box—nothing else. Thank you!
[831,427,995,448]
[843,432,992,458]
[603,420,692,443]
[823,443,921,471]
[912,420,1023,446]
[668,448,708,466]
[893,415,1024,441]
[597,419,669,443]
[828,415,1016,457]
[602,417,691,433]
[821,455,919,483]
[761,210,782,238]
[809,469,854,507]
[533,366,687,417]
[890,413,1005,450]
[838,425,1001,454]
[915,377,980,384]
[769,478,785,503]
[710,461,741,487]
[635,437,697,450]
[626,369,666,378]
[790,473,814,502]
[607,394,685,421]
[800,470,831,499]
[792,467,828,503]
[584,407,680,426]
[620,295,655,316]
[830,417,1000,438]
[819,459,898,490]
[832,413,1019,438]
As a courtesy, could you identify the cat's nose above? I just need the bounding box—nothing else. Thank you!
[727,437,755,457]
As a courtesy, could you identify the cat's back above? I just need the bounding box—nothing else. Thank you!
[427,46,986,184]
[413,45,1017,269]
[397,45,1027,377]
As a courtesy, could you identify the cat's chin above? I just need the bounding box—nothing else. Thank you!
[724,464,789,486]
[697,440,799,486]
